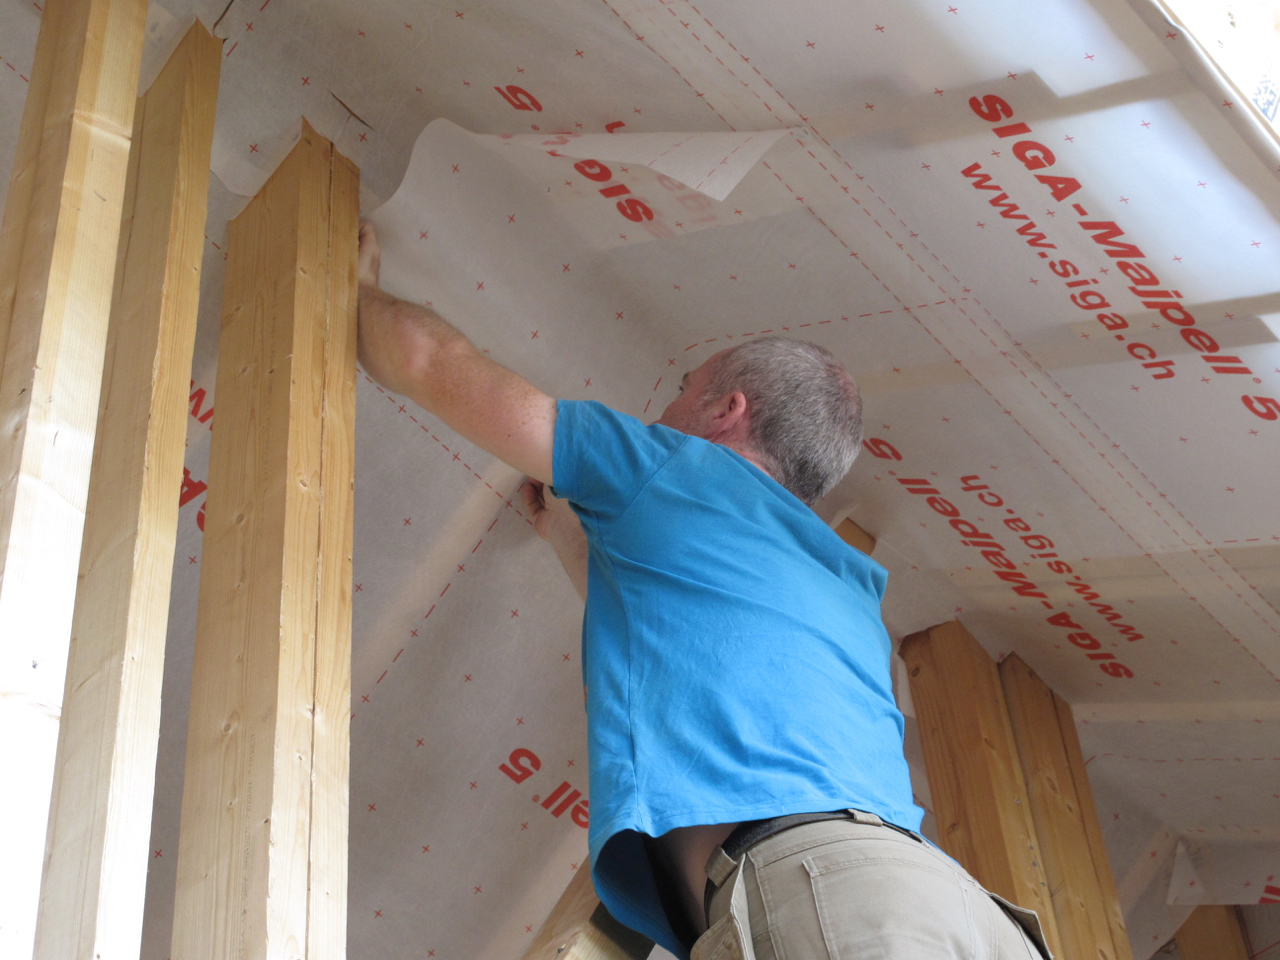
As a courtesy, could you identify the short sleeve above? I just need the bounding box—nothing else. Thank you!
[552,400,686,528]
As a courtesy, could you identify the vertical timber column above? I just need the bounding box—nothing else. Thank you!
[1000,654,1134,960]
[170,120,357,960]
[0,0,148,956]
[34,23,220,960]
[523,862,654,960]
[1174,905,1251,960]
[899,620,1063,959]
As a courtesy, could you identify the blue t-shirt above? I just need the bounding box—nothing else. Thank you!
[551,400,921,958]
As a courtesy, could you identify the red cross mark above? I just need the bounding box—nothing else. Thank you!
[417,738,425,746]
[1120,196,1129,203]
[1007,72,1018,79]
[368,804,377,812]
[359,132,368,142]
[301,77,310,85]
[615,311,625,320]
[189,556,197,564]
[356,29,363,36]
[464,674,473,682]
[1166,30,1178,38]
[584,378,591,387]
[470,781,478,789]
[355,583,363,592]
[410,629,419,638]
[806,40,816,48]
[516,717,524,725]
[422,845,430,853]
[404,518,411,526]
[374,910,383,918]
[526,925,534,932]
[864,103,874,111]
[788,263,797,269]
[947,5,958,12]
[517,67,525,73]
[1223,100,1234,108]
[575,48,585,57]
[874,24,884,32]
[531,330,538,339]
[249,143,259,153]
[511,609,519,617]
[521,822,529,830]
[563,653,571,661]
[475,885,483,894]
[567,759,575,767]
[1084,53,1095,60]
[1173,255,1183,262]
[562,263,571,272]
[921,163,931,170]
[419,231,429,240]
[1197,181,1207,187]
[991,149,1002,156]
[404,22,413,28]
[508,214,516,223]
[1064,134,1075,142]
[154,849,163,858]
[455,10,463,16]
[362,694,370,702]
[462,80,470,87]
[1251,240,1262,248]
[476,281,485,290]
[415,86,423,93]
[452,164,460,173]
[247,22,254,30]
[457,564,466,572]
[398,404,406,413]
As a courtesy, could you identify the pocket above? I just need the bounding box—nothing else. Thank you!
[987,893,1053,960]
[692,912,747,960]
[803,851,976,960]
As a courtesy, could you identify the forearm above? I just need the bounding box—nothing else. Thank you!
[357,284,474,403]
[549,527,588,602]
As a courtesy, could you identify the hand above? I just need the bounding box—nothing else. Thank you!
[358,221,381,288]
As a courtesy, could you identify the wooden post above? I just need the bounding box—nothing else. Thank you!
[1174,905,1250,960]
[523,862,654,960]
[169,120,358,960]
[898,621,1063,959]
[1000,654,1133,960]
[32,23,220,960]
[835,517,876,555]
[0,0,148,955]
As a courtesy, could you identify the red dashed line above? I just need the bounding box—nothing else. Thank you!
[376,670,388,684]
[392,648,404,662]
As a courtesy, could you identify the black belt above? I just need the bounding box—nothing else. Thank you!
[703,809,923,924]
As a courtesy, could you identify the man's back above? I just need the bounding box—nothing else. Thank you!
[551,399,920,955]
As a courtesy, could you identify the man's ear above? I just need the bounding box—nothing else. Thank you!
[704,390,751,441]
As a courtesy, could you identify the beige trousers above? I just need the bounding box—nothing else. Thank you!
[695,820,1051,960]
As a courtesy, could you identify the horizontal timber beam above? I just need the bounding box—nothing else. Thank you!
[523,861,654,960]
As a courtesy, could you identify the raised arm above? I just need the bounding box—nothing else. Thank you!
[357,223,556,483]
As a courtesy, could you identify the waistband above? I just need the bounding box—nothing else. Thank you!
[703,809,924,924]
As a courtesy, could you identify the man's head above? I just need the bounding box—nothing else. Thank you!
[657,337,862,505]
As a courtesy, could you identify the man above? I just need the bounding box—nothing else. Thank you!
[357,224,1048,960]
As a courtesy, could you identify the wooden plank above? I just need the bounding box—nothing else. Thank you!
[1053,684,1134,960]
[523,862,653,960]
[1174,905,1250,960]
[0,0,149,955]
[1000,653,1131,960]
[835,517,876,555]
[898,621,1062,960]
[169,120,357,960]
[31,23,221,960]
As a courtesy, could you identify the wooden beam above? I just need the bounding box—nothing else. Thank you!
[835,517,876,555]
[1174,905,1250,960]
[0,0,148,955]
[169,120,358,960]
[32,23,220,960]
[999,654,1133,960]
[899,621,1063,959]
[523,862,653,960]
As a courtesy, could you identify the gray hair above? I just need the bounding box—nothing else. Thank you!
[702,337,862,505]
